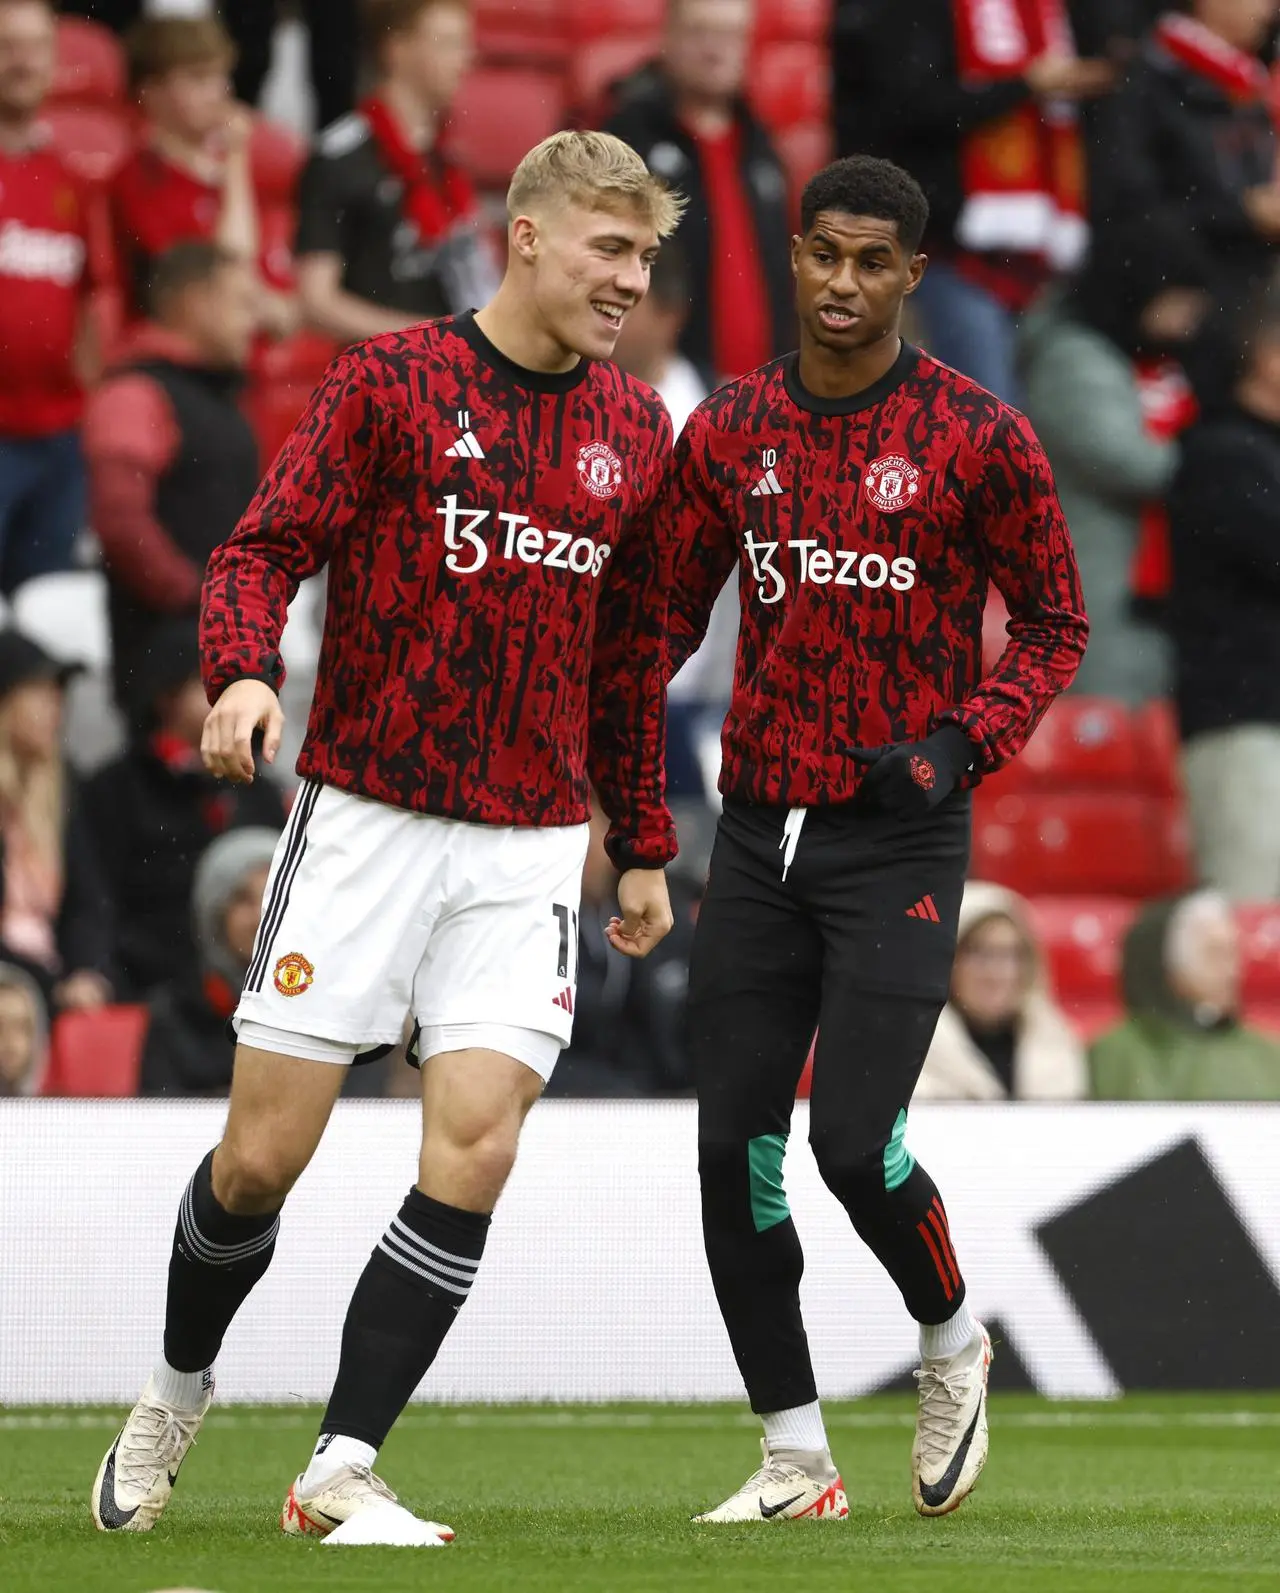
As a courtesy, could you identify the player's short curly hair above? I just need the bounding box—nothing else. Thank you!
[507,131,687,240]
[800,156,930,254]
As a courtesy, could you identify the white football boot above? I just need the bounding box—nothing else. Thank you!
[912,1324,992,1516]
[91,1375,213,1531]
[282,1464,455,1547]
[694,1439,848,1523]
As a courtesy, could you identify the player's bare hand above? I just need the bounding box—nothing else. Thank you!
[202,678,284,784]
[605,868,674,959]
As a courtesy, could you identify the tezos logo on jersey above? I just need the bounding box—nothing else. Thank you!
[435,496,611,578]
[744,532,916,605]
[577,440,623,500]
[864,454,921,512]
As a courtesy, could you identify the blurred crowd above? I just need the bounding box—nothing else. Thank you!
[2,0,1280,1103]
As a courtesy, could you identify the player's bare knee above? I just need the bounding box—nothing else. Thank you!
[212,1139,301,1214]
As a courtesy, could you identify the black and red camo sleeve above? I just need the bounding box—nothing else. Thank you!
[940,411,1088,775]
[200,350,382,702]
[664,406,739,680]
[587,404,678,871]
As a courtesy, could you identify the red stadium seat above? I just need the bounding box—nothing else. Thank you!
[1253,1003,1280,1037]
[250,114,308,205]
[972,791,1192,898]
[43,1005,147,1097]
[473,0,569,62]
[40,103,132,185]
[569,36,660,119]
[1130,697,1182,798]
[756,0,833,43]
[1027,896,1138,1002]
[750,42,829,131]
[774,120,832,205]
[53,17,125,106]
[984,696,1140,795]
[566,0,665,38]
[448,69,567,189]
[1236,904,1280,1003]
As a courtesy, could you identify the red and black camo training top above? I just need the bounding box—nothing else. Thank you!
[664,341,1088,807]
[200,311,676,869]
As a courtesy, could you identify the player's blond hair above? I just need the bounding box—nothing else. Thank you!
[507,131,686,239]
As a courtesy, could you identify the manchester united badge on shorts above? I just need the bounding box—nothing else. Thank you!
[576,439,623,500]
[864,454,921,512]
[273,952,314,997]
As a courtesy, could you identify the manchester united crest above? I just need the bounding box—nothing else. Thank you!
[864,454,920,512]
[273,952,314,997]
[576,440,624,500]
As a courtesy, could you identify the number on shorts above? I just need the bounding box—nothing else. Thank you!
[552,903,579,981]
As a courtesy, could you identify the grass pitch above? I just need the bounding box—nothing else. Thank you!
[2,1395,1278,1593]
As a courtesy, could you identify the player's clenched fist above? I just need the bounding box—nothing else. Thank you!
[201,678,284,784]
[605,867,675,959]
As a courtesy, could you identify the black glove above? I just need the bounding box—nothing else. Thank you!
[847,725,974,820]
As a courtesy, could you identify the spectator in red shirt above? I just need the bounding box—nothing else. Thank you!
[81,240,261,729]
[0,0,104,594]
[603,0,794,386]
[111,16,295,336]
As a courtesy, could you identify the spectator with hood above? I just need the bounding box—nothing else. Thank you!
[1090,0,1280,344]
[1091,891,1280,1098]
[1018,224,1206,702]
[84,620,286,999]
[915,881,1087,1101]
[0,959,46,1095]
[138,827,277,1097]
[604,0,793,385]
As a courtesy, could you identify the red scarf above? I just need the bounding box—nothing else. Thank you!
[1153,12,1271,104]
[360,94,477,246]
[952,0,1087,274]
[1129,357,1199,609]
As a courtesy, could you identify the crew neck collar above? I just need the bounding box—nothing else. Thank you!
[455,310,591,394]
[782,340,919,417]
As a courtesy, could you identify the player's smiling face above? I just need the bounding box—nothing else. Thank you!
[791,211,925,356]
[527,200,660,361]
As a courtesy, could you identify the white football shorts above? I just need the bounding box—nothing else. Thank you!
[234,781,589,1080]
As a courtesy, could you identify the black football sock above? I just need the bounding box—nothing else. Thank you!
[163,1149,282,1375]
[319,1188,491,1449]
